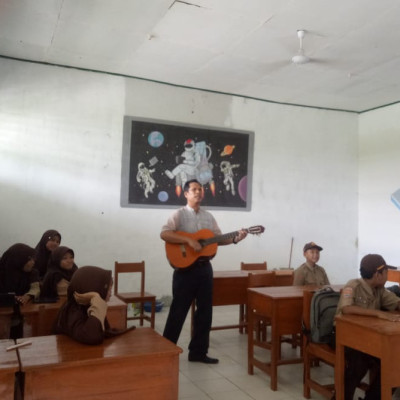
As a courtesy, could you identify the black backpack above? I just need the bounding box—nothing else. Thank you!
[310,287,340,345]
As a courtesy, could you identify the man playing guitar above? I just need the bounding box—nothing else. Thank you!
[161,179,247,364]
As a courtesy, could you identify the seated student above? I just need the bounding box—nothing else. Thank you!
[0,243,40,304]
[54,266,134,345]
[34,229,61,279]
[293,242,330,286]
[41,246,78,298]
[336,254,400,400]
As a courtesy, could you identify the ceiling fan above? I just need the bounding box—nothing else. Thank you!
[291,30,310,65]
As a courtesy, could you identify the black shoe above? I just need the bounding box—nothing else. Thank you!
[188,354,219,364]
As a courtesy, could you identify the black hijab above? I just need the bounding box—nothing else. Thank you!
[41,246,78,298]
[34,229,61,278]
[0,243,38,295]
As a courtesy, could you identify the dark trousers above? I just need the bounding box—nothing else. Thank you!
[163,261,213,356]
[345,348,381,400]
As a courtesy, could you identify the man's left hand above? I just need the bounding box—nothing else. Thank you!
[233,229,248,244]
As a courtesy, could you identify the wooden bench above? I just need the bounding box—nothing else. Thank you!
[16,328,182,400]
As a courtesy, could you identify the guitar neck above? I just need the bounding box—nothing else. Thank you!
[201,230,243,246]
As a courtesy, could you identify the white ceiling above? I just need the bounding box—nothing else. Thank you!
[1,0,400,113]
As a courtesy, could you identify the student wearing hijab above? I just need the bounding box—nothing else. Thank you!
[0,243,40,304]
[54,266,134,345]
[41,246,78,298]
[34,229,61,279]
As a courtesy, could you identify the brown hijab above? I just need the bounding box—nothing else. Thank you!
[67,266,112,301]
[54,266,113,344]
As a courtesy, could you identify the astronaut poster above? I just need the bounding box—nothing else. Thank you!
[121,117,254,210]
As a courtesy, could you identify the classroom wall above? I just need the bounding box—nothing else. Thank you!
[359,103,400,267]
[0,58,359,297]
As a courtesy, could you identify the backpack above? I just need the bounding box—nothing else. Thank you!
[310,286,340,344]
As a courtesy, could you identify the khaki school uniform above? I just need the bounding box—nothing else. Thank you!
[293,262,330,286]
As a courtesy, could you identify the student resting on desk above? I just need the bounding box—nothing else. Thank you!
[0,243,40,305]
[34,229,61,279]
[54,266,134,345]
[293,242,330,286]
[336,254,400,400]
[41,246,78,298]
[161,179,248,364]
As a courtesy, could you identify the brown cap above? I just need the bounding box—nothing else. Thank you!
[360,254,397,275]
[303,242,323,252]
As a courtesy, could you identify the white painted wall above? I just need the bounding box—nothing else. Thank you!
[0,58,359,298]
[359,104,400,268]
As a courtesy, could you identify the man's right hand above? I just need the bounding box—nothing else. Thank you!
[186,237,202,252]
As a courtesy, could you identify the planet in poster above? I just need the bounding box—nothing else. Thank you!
[148,131,164,148]
[238,176,247,202]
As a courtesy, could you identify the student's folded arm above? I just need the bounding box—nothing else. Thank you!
[342,305,393,320]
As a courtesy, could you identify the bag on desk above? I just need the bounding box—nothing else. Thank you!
[0,292,24,339]
[310,287,340,345]
[0,292,16,307]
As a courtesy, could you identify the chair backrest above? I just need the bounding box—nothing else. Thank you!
[248,271,276,288]
[387,269,400,283]
[241,261,267,271]
[275,270,294,286]
[114,261,145,295]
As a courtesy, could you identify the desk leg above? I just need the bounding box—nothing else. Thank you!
[270,319,278,391]
[335,342,345,400]
[381,361,393,400]
[247,309,254,375]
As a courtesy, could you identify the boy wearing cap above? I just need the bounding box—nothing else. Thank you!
[293,242,330,286]
[336,254,400,400]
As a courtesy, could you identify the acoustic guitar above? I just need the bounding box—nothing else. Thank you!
[165,225,265,269]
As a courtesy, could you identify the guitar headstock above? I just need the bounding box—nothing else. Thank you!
[246,225,265,235]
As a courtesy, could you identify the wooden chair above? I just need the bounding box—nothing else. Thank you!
[247,271,276,341]
[114,261,156,329]
[239,261,267,333]
[248,271,299,352]
[302,288,336,399]
[303,288,371,399]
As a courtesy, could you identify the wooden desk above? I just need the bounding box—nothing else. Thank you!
[335,314,400,400]
[387,269,400,284]
[211,269,294,331]
[247,285,304,391]
[1,295,127,338]
[247,284,343,391]
[0,339,19,400]
[18,328,182,400]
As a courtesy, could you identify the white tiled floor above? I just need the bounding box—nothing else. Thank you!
[147,305,360,400]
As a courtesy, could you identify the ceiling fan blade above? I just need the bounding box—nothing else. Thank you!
[265,60,292,71]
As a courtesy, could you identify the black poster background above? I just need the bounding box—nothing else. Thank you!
[121,118,253,210]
